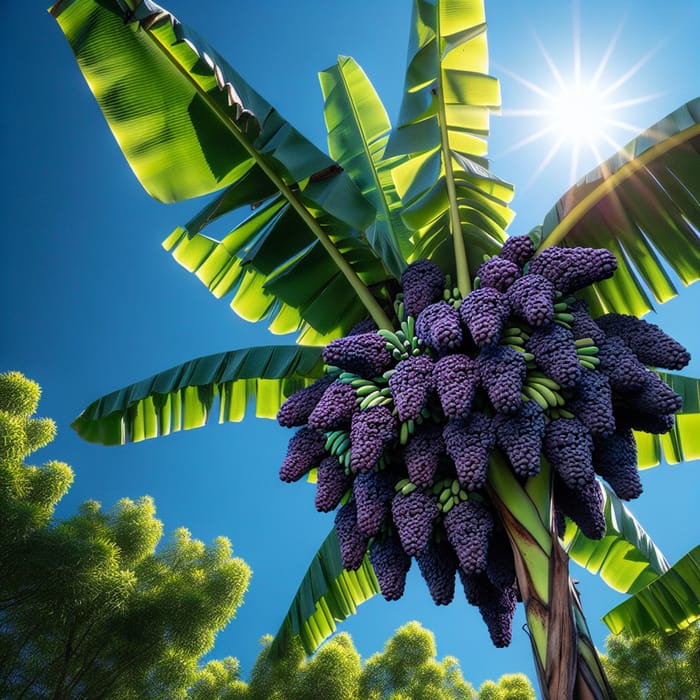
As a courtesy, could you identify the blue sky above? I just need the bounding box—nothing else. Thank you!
[2,0,699,692]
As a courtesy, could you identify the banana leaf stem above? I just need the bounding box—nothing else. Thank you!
[535,122,700,254]
[435,89,471,298]
[133,14,393,330]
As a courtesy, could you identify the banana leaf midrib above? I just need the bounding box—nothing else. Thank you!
[103,6,391,329]
[538,121,700,252]
[335,57,401,265]
[435,9,471,297]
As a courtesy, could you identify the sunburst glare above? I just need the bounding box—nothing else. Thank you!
[496,5,663,190]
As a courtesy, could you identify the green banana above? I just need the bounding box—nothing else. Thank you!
[526,380,561,408]
[451,480,460,496]
[399,422,410,445]
[527,372,561,391]
[576,345,600,356]
[439,489,452,504]
[401,482,417,495]
[522,385,549,411]
[395,478,410,492]
[574,337,596,348]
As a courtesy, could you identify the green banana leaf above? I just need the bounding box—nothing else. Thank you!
[72,346,323,445]
[532,98,700,318]
[268,528,379,658]
[163,190,390,345]
[635,373,700,468]
[319,56,409,279]
[53,0,393,341]
[51,0,347,205]
[602,544,700,636]
[564,482,669,596]
[386,0,515,283]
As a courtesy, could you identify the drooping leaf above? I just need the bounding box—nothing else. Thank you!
[386,0,515,286]
[602,545,700,636]
[634,372,700,468]
[268,528,379,658]
[53,0,393,339]
[319,56,409,278]
[51,0,333,203]
[72,346,323,445]
[162,192,390,345]
[564,482,669,596]
[533,98,700,317]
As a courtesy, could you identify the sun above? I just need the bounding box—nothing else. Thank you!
[495,10,660,189]
[546,81,610,147]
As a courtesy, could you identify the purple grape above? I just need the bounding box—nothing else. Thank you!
[525,323,581,389]
[335,501,370,570]
[568,368,615,438]
[543,417,595,488]
[391,489,440,557]
[614,407,675,434]
[553,474,606,540]
[353,470,395,536]
[350,405,398,473]
[593,430,642,500]
[323,333,393,378]
[369,534,411,601]
[277,375,334,427]
[389,354,434,422]
[401,260,446,318]
[478,585,517,648]
[417,539,458,605]
[500,235,535,268]
[493,400,546,477]
[348,318,378,335]
[459,287,510,347]
[279,427,326,482]
[433,354,479,417]
[443,499,494,574]
[486,528,516,591]
[626,373,682,415]
[405,425,444,487]
[505,273,556,326]
[528,246,617,293]
[477,344,527,413]
[597,336,649,391]
[416,301,463,354]
[307,380,357,431]
[443,414,495,491]
[315,456,352,512]
[477,257,521,292]
[596,313,691,370]
[569,299,606,345]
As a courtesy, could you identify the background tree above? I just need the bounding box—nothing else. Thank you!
[49,0,700,697]
[601,622,700,700]
[0,371,251,700]
[189,622,536,700]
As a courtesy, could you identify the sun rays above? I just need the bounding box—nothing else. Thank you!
[495,4,665,191]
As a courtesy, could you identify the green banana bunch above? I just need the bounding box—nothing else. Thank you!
[523,371,566,410]
[574,336,601,370]
[432,478,469,514]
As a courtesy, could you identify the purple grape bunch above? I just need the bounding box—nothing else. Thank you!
[275,238,690,649]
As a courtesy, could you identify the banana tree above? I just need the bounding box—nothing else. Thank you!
[52,0,700,697]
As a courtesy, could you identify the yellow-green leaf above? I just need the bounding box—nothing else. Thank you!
[72,346,323,445]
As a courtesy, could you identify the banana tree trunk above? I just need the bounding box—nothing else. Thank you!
[487,456,615,700]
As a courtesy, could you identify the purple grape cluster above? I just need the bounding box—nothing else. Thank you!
[275,241,690,650]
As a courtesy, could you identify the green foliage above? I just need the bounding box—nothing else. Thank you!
[602,622,700,699]
[0,372,251,699]
[204,622,536,700]
[359,622,476,700]
[476,674,537,699]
